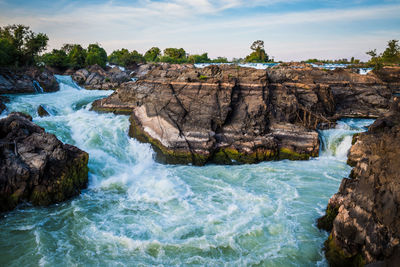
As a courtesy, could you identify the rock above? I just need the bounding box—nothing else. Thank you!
[318,97,400,265]
[373,66,400,95]
[94,64,339,165]
[0,67,59,94]
[267,65,392,118]
[0,96,7,114]
[37,105,50,117]
[71,64,130,90]
[0,113,89,212]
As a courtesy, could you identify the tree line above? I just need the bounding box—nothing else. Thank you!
[1,24,398,70]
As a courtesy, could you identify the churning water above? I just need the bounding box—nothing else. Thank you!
[0,77,373,266]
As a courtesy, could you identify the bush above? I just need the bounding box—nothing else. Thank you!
[41,49,68,69]
[85,44,107,68]
[108,48,145,67]
[144,47,161,62]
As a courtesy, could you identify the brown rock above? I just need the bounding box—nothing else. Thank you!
[319,97,400,265]
[0,113,89,212]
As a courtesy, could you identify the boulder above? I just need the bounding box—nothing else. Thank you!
[0,113,89,212]
[37,105,50,117]
[318,97,400,266]
[71,64,130,90]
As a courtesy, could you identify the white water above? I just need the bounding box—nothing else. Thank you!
[0,77,373,266]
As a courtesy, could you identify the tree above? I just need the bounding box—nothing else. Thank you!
[187,53,210,63]
[108,48,145,67]
[144,47,161,62]
[0,24,48,66]
[161,48,187,63]
[0,38,15,66]
[245,40,269,63]
[41,49,68,69]
[85,43,107,68]
[381,40,400,64]
[66,44,87,69]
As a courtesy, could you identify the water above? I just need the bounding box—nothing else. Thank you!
[0,77,373,267]
[33,80,44,93]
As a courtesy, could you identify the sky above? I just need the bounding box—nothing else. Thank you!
[0,0,399,61]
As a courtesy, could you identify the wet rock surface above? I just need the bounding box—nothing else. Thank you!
[0,67,59,94]
[0,113,89,213]
[319,98,400,266]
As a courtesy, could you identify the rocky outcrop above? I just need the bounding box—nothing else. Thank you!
[0,113,89,212]
[267,65,392,118]
[373,66,400,95]
[92,64,393,165]
[71,64,130,90]
[0,67,59,94]
[318,98,400,266]
[93,64,339,165]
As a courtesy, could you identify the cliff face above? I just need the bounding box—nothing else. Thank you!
[319,98,400,266]
[373,66,400,95]
[0,113,89,212]
[92,64,393,165]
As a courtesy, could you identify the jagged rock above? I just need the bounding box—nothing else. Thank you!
[0,67,59,94]
[0,112,89,212]
[71,64,130,90]
[373,66,400,95]
[37,105,50,117]
[267,65,392,118]
[94,64,341,165]
[318,97,400,266]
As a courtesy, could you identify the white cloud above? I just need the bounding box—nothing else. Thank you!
[0,0,399,61]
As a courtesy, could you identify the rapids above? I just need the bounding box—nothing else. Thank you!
[0,77,373,266]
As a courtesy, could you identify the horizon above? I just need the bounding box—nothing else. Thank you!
[0,0,399,61]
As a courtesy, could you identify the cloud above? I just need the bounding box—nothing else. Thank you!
[0,0,399,60]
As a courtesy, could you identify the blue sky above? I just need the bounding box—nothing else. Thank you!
[0,0,399,61]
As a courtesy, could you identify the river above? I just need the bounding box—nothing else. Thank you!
[0,76,374,266]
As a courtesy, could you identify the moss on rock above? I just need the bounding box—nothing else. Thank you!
[324,234,365,267]
[317,204,339,231]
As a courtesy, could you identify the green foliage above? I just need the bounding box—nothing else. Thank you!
[64,44,87,69]
[0,38,15,66]
[245,40,269,63]
[187,53,210,63]
[160,48,187,63]
[381,39,400,64]
[41,49,68,69]
[0,24,48,67]
[108,48,145,67]
[85,43,107,68]
[366,40,400,70]
[144,47,161,62]
[212,57,229,63]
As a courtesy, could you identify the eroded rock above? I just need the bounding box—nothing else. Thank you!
[319,97,400,266]
[0,113,89,212]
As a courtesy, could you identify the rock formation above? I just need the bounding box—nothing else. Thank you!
[91,64,394,165]
[373,66,400,95]
[0,113,89,213]
[71,64,131,90]
[0,67,59,94]
[318,97,400,266]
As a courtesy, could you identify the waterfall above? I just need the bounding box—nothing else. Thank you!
[318,118,374,159]
[32,80,44,93]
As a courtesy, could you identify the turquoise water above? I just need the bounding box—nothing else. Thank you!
[0,77,373,267]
